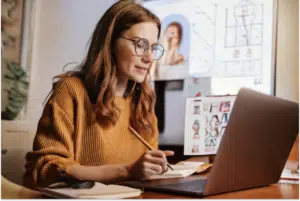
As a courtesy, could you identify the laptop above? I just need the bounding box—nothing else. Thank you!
[121,88,299,197]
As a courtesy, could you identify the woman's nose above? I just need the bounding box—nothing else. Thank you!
[142,50,154,63]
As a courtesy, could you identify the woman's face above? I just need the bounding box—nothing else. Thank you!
[165,25,179,48]
[114,22,159,83]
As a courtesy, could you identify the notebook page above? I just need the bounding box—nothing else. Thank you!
[148,164,199,180]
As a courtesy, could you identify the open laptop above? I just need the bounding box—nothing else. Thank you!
[121,88,299,197]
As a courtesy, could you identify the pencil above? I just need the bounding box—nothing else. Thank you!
[128,126,174,171]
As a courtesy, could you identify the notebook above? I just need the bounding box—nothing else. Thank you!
[148,162,204,180]
[37,182,142,199]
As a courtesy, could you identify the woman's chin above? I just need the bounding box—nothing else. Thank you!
[130,75,146,83]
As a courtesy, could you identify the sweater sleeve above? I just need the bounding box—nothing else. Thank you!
[24,83,79,187]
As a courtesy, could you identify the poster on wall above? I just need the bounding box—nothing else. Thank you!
[184,95,236,155]
[143,0,275,95]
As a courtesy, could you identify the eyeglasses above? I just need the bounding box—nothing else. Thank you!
[120,36,164,60]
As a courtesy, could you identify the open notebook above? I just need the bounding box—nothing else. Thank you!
[37,182,142,199]
[148,162,205,180]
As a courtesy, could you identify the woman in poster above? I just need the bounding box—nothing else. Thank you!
[160,22,184,65]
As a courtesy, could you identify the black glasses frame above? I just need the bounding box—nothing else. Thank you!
[120,36,164,60]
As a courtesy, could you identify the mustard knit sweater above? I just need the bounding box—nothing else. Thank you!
[23,77,158,186]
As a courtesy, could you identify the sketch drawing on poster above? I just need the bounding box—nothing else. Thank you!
[217,0,264,78]
[184,96,236,155]
[189,1,217,76]
[210,0,275,96]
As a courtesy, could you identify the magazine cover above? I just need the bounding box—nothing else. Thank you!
[184,96,236,155]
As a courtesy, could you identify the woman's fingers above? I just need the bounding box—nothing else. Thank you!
[147,162,164,174]
[163,150,175,157]
[144,151,171,173]
[148,150,174,158]
[142,169,157,180]
[141,161,163,178]
[147,155,165,165]
[147,150,165,157]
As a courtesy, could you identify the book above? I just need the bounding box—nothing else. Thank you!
[279,169,299,184]
[37,182,142,199]
[184,95,236,155]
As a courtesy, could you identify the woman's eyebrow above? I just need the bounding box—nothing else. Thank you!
[130,36,141,40]
[130,35,159,46]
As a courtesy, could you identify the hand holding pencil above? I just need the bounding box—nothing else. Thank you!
[128,126,175,180]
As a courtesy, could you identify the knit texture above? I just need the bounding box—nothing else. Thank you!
[23,77,158,186]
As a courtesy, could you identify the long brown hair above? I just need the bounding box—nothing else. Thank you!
[51,1,161,134]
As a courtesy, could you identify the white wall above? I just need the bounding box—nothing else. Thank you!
[275,0,299,103]
[26,0,115,123]
[275,0,299,161]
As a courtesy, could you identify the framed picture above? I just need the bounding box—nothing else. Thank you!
[1,0,34,120]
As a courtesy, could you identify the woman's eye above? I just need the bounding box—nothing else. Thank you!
[136,43,144,48]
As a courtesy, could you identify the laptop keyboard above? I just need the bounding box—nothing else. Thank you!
[156,179,207,193]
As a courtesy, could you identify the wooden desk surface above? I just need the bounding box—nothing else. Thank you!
[2,177,298,199]
[138,183,298,199]
[36,184,300,200]
[26,183,299,199]
[127,173,299,199]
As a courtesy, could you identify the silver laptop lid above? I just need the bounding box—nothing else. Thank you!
[204,88,299,196]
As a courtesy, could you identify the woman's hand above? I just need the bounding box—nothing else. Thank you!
[129,150,174,180]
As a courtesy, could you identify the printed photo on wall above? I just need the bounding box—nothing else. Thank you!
[191,145,200,153]
[151,14,190,81]
[192,119,200,139]
[142,0,192,82]
[184,95,236,155]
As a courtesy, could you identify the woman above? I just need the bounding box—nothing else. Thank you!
[160,22,184,65]
[23,1,174,188]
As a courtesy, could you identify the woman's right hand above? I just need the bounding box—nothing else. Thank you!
[129,150,174,180]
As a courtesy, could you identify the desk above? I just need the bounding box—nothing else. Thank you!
[3,175,298,199]
[28,184,300,200]
[139,183,298,199]
[129,173,299,199]
[8,183,300,199]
